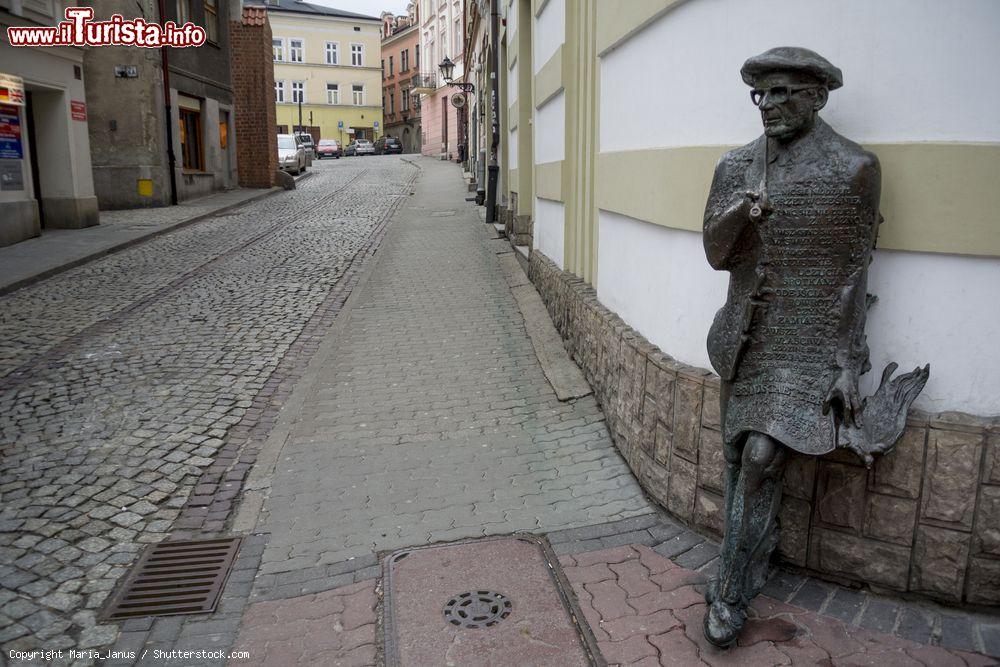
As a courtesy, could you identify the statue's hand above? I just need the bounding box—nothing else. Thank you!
[745,191,771,221]
[822,368,862,428]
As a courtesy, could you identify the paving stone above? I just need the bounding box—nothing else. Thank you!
[824,587,867,624]
[671,541,719,570]
[939,614,977,652]
[791,578,835,612]
[651,531,704,559]
[762,569,806,602]
[859,597,900,634]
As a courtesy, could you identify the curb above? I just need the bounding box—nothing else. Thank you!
[0,172,311,297]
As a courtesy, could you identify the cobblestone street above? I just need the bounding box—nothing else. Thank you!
[0,157,419,659]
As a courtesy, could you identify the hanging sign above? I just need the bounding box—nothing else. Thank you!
[0,74,25,107]
[0,104,23,159]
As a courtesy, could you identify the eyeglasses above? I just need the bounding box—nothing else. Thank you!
[750,85,818,107]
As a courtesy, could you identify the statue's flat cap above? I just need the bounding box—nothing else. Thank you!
[741,47,843,90]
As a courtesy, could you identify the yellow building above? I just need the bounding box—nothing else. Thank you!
[265,0,382,144]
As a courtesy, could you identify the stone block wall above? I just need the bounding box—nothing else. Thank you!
[230,8,277,189]
[527,249,1000,607]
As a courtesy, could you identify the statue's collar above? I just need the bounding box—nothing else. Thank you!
[764,118,833,166]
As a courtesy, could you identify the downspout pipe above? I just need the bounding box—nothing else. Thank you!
[485,0,500,225]
[157,0,178,205]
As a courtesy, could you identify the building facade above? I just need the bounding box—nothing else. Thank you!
[83,0,239,208]
[380,4,421,154]
[264,0,381,144]
[0,0,99,246]
[413,0,462,160]
[469,0,1000,607]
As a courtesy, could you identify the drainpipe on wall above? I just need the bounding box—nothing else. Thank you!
[157,0,178,205]
[484,0,500,224]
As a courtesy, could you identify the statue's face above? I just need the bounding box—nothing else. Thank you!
[751,72,828,141]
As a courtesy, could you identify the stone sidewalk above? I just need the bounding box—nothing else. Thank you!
[0,183,293,295]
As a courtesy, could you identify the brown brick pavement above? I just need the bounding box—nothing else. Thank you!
[560,545,995,667]
[229,580,377,666]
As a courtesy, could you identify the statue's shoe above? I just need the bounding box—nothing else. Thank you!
[703,599,745,648]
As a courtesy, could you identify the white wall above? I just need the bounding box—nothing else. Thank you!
[597,212,728,373]
[532,0,564,74]
[594,0,1000,416]
[509,127,518,169]
[508,60,519,103]
[533,90,564,164]
[534,198,565,269]
[600,0,1000,151]
[597,212,1000,416]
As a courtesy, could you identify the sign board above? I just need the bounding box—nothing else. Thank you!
[347,127,355,134]
[338,120,344,129]
[0,105,23,159]
[0,159,23,191]
[70,100,87,121]
[0,73,25,107]
[374,121,379,128]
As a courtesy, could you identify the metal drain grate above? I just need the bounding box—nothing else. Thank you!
[443,590,512,629]
[103,537,241,620]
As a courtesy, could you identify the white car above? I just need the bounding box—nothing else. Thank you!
[277,133,307,174]
[346,139,375,156]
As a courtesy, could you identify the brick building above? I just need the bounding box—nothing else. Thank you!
[380,4,421,154]
[230,5,277,188]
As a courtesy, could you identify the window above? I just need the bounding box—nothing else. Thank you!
[177,0,191,23]
[272,38,284,61]
[415,44,419,69]
[204,0,218,43]
[401,48,408,71]
[388,90,394,114]
[291,81,305,104]
[326,83,339,105]
[351,43,363,67]
[389,56,394,76]
[274,80,285,103]
[352,84,364,106]
[179,108,203,170]
[290,39,304,63]
[454,18,461,55]
[325,41,338,65]
[381,59,385,79]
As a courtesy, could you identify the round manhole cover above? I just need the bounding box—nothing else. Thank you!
[443,590,512,629]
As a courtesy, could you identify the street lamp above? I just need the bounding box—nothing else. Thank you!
[438,56,474,93]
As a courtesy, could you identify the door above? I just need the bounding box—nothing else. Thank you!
[24,91,43,227]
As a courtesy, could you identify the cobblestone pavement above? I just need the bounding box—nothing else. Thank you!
[0,157,416,661]
[248,157,652,581]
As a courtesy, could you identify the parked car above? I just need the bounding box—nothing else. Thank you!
[276,133,307,174]
[374,136,403,155]
[294,132,315,158]
[344,139,375,156]
[316,139,342,159]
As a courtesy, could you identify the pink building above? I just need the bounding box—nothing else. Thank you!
[413,0,464,160]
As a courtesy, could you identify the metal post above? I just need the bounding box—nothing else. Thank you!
[157,0,177,205]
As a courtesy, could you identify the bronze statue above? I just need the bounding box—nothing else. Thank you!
[702,47,930,647]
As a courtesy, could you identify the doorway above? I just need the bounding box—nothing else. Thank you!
[24,91,44,227]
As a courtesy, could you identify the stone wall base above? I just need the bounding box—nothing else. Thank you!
[41,196,99,229]
[0,200,40,247]
[526,248,1000,607]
